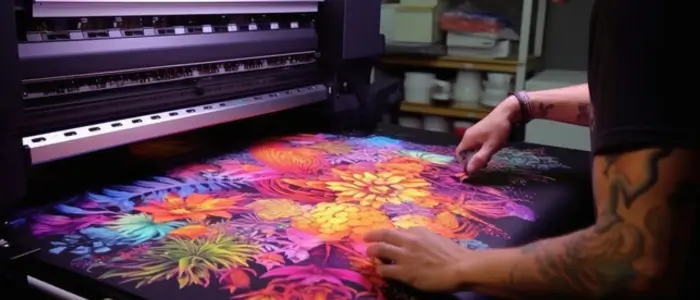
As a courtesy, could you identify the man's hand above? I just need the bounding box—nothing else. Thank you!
[363,227,473,292]
[455,97,518,175]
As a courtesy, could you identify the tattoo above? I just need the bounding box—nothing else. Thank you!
[522,224,645,297]
[536,103,554,118]
[602,154,621,176]
[596,149,672,231]
[513,148,685,298]
[642,181,694,260]
[576,103,591,125]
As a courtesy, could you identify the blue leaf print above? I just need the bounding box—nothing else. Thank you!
[86,192,119,203]
[49,246,67,255]
[457,239,490,250]
[153,176,183,185]
[133,180,171,189]
[53,204,114,215]
[49,234,99,255]
[397,150,455,164]
[80,227,122,243]
[107,214,185,244]
[71,246,91,255]
[354,136,402,148]
[102,189,136,198]
[8,217,25,227]
[85,192,135,211]
[110,185,146,193]
[174,185,195,198]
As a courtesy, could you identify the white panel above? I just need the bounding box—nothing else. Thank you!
[525,120,591,151]
[28,276,87,300]
[525,69,590,151]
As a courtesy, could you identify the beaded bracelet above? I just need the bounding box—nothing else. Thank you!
[510,91,533,124]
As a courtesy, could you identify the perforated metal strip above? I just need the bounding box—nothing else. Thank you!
[24,84,327,164]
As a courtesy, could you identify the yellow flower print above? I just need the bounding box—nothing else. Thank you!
[325,170,431,208]
[245,199,303,221]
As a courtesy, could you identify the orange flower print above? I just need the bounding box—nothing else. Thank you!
[392,212,479,240]
[392,214,455,238]
[291,203,393,242]
[323,169,431,208]
[169,224,212,239]
[375,157,427,175]
[254,253,286,270]
[219,267,256,294]
[249,143,325,173]
[135,193,243,223]
[346,252,385,287]
[435,211,479,239]
[233,288,283,300]
[309,141,353,154]
[287,283,348,300]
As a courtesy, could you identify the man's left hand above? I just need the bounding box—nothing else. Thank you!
[364,227,473,292]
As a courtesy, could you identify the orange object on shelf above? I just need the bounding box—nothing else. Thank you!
[454,127,467,137]
[439,14,501,33]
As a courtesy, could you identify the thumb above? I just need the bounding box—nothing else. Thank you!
[466,143,497,174]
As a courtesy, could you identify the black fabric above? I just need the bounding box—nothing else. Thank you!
[5,124,594,300]
[588,0,693,153]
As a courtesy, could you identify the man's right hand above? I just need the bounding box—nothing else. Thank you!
[455,96,520,175]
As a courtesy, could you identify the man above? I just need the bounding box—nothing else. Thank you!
[365,0,694,298]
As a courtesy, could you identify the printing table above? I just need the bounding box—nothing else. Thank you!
[3,123,595,300]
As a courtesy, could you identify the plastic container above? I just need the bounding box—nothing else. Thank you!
[404,72,436,104]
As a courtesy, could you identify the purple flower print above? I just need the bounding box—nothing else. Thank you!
[31,214,113,236]
[381,202,435,218]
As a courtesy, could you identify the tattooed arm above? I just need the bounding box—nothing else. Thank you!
[458,148,698,298]
[502,84,592,127]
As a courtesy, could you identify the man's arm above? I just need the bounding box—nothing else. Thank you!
[502,84,592,127]
[457,148,698,298]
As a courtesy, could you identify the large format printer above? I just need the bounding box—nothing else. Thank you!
[0,0,397,298]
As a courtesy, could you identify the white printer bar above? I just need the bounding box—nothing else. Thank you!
[23,84,327,164]
[33,0,324,17]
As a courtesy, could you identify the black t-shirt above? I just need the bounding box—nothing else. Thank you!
[588,1,697,297]
[589,0,693,153]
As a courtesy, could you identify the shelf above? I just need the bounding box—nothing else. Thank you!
[400,102,492,120]
[381,55,541,73]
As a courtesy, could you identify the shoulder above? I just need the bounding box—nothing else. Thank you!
[588,0,685,154]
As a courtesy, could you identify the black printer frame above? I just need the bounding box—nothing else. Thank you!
[0,0,390,298]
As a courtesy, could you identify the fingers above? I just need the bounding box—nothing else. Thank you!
[376,264,402,279]
[366,242,404,261]
[364,228,409,246]
[466,143,496,174]
[455,139,479,163]
[407,226,432,235]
